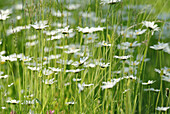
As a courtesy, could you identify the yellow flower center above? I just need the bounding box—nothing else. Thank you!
[130,43,133,47]
[167,69,170,72]
[104,43,107,46]
[136,32,140,35]
[43,57,47,61]
[88,37,92,40]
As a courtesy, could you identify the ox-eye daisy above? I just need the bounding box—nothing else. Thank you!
[100,0,122,5]
[142,21,159,35]
[150,42,168,50]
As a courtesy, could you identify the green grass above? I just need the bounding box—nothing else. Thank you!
[0,0,170,113]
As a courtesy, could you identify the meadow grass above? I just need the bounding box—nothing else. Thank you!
[0,0,170,113]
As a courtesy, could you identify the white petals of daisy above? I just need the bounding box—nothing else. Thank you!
[8,83,14,87]
[43,78,57,85]
[113,55,131,60]
[42,68,54,76]
[144,88,160,92]
[66,69,84,73]
[80,56,89,65]
[73,78,81,82]
[6,99,20,104]
[118,41,141,49]
[142,80,156,85]
[163,46,170,54]
[155,107,170,111]
[62,26,73,34]
[64,48,80,54]
[1,107,6,109]
[66,4,80,10]
[134,29,147,35]
[0,9,12,20]
[150,42,168,50]
[0,75,9,79]
[142,21,159,35]
[162,76,170,82]
[78,83,84,93]
[98,41,111,47]
[31,20,49,30]
[101,81,119,90]
[101,0,122,5]
[65,101,76,105]
[99,62,110,68]
[101,78,122,90]
[48,67,62,72]
[77,26,105,34]
[78,83,94,93]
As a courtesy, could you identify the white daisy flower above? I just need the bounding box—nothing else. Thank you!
[144,88,160,92]
[156,107,170,111]
[1,107,6,109]
[31,20,49,30]
[43,30,60,36]
[125,60,140,66]
[83,33,98,44]
[8,83,14,87]
[134,29,147,35]
[80,56,89,64]
[163,46,170,54]
[52,10,71,17]
[100,0,122,5]
[101,78,122,90]
[48,67,62,72]
[82,83,94,87]
[0,75,9,79]
[101,81,118,90]
[155,67,170,76]
[78,82,93,93]
[27,66,41,71]
[77,27,93,34]
[119,30,137,39]
[43,78,57,85]
[99,62,110,68]
[142,21,159,35]
[6,99,20,104]
[22,100,35,105]
[62,26,73,34]
[66,69,84,73]
[162,76,170,82]
[78,83,84,93]
[113,55,131,60]
[65,101,76,105]
[64,48,80,54]
[142,80,156,85]
[123,75,137,80]
[118,41,141,49]
[77,26,105,34]
[26,40,39,47]
[14,4,23,10]
[150,42,168,50]
[84,63,96,68]
[66,4,80,10]
[73,78,81,82]
[98,41,111,47]
[0,9,12,20]
[42,68,54,76]
[64,82,71,86]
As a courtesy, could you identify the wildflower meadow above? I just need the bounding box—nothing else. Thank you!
[0,0,170,113]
